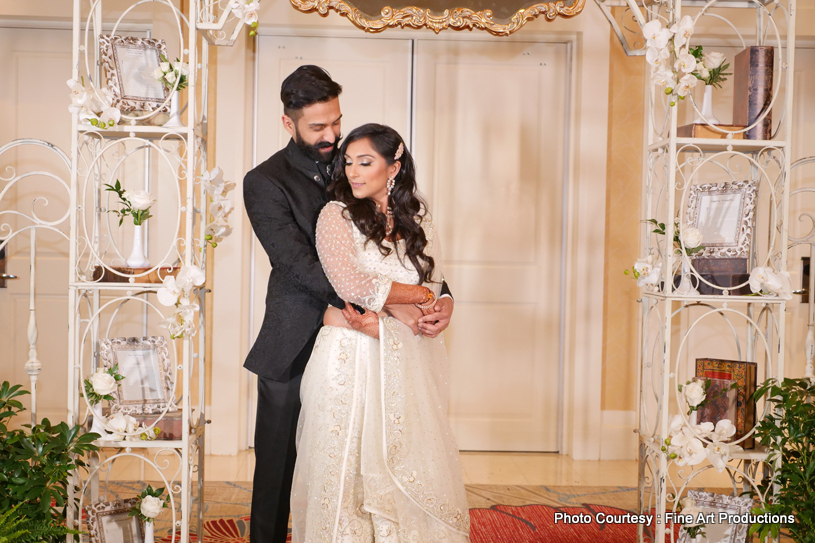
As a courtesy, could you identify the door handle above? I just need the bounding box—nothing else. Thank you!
[0,274,17,279]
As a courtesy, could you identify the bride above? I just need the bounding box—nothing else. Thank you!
[290,123,471,543]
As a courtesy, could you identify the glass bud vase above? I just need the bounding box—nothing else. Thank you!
[126,223,150,268]
[144,520,155,543]
[674,256,699,296]
[163,91,183,128]
[694,85,720,125]
[89,403,108,437]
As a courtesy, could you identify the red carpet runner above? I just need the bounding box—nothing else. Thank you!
[158,504,677,542]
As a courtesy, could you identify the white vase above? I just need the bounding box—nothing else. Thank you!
[674,256,699,296]
[163,91,183,128]
[126,223,150,268]
[694,85,720,125]
[89,403,108,437]
[143,520,155,543]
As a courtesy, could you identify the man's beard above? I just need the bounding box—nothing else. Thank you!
[294,127,341,164]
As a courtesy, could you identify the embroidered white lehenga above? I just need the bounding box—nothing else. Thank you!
[291,201,471,543]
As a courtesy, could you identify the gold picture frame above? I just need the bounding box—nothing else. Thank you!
[288,0,587,36]
[99,35,170,113]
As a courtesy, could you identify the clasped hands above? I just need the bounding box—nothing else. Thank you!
[333,284,453,340]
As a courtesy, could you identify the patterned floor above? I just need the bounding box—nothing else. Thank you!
[96,482,733,542]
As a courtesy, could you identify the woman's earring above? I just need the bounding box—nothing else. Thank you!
[387,177,395,198]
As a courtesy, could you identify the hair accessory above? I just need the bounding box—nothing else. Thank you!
[394,142,404,161]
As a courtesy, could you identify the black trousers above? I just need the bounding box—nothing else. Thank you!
[250,329,318,543]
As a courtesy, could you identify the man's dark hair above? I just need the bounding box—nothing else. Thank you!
[280,65,342,120]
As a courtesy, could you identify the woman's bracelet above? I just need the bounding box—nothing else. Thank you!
[415,289,437,310]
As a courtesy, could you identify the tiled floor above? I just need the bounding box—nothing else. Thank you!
[102,450,740,488]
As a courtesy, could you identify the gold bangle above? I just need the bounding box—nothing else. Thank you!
[416,290,436,310]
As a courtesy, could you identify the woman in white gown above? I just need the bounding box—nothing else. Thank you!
[290,124,471,543]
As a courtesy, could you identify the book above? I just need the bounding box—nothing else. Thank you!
[695,358,757,449]
[732,46,774,140]
[677,124,745,139]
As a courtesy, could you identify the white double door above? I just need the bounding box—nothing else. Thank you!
[253,35,569,451]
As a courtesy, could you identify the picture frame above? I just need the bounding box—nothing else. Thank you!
[695,358,757,449]
[85,498,144,543]
[676,491,754,543]
[100,336,175,415]
[99,35,170,113]
[685,179,758,259]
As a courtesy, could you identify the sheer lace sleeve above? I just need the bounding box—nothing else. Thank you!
[315,202,393,312]
[421,212,446,297]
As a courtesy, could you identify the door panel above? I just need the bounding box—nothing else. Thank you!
[414,40,568,451]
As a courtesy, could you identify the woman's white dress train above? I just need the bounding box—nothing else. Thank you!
[290,202,470,543]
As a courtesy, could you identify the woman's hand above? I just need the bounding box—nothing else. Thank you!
[418,296,453,338]
[340,302,380,339]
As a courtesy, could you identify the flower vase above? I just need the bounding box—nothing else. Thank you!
[694,85,720,125]
[126,223,150,268]
[89,403,108,437]
[163,91,183,128]
[674,256,699,296]
[143,521,154,543]
[689,410,698,426]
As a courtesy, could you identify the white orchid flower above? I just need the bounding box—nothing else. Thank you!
[706,441,742,472]
[100,106,121,128]
[669,414,685,437]
[209,197,234,219]
[749,267,792,299]
[651,69,676,89]
[694,421,714,439]
[670,15,694,50]
[205,221,233,243]
[200,167,236,198]
[712,419,736,442]
[643,20,670,49]
[243,9,259,25]
[675,52,697,74]
[675,433,707,466]
[176,265,206,292]
[157,276,182,306]
[67,79,90,107]
[676,74,698,97]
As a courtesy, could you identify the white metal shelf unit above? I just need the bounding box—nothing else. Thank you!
[67,1,212,542]
[632,1,797,542]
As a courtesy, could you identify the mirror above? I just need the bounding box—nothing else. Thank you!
[289,0,587,35]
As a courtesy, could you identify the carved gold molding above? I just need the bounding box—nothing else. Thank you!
[289,0,587,35]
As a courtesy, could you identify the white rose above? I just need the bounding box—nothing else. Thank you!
[682,505,703,524]
[681,226,703,248]
[123,189,156,211]
[152,67,165,80]
[165,71,177,84]
[160,61,171,73]
[695,61,710,81]
[140,495,164,518]
[90,371,117,396]
[683,380,706,407]
[703,51,725,69]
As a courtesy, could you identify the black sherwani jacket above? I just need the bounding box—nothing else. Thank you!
[243,139,345,381]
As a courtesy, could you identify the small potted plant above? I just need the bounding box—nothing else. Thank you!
[129,485,170,543]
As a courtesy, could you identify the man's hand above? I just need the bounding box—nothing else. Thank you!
[418,296,453,338]
[341,302,380,339]
[382,304,423,336]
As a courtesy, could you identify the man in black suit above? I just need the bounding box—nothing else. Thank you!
[243,65,454,543]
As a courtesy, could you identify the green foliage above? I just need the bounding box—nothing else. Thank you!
[103,180,153,226]
[749,378,815,543]
[158,54,188,91]
[0,381,99,537]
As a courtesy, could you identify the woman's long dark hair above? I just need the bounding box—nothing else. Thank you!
[328,123,435,285]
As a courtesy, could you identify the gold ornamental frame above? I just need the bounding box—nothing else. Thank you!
[288,0,587,35]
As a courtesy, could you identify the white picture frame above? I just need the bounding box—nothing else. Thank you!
[85,498,144,543]
[686,180,758,259]
[99,35,170,113]
[676,491,754,543]
[100,336,175,415]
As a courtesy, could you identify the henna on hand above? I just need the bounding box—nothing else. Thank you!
[341,302,380,339]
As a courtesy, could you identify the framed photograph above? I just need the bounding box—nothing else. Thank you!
[686,180,758,259]
[100,336,175,415]
[99,35,170,113]
[676,491,754,543]
[85,498,144,543]
[695,358,757,449]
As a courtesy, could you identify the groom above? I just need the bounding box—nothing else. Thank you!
[243,65,455,543]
